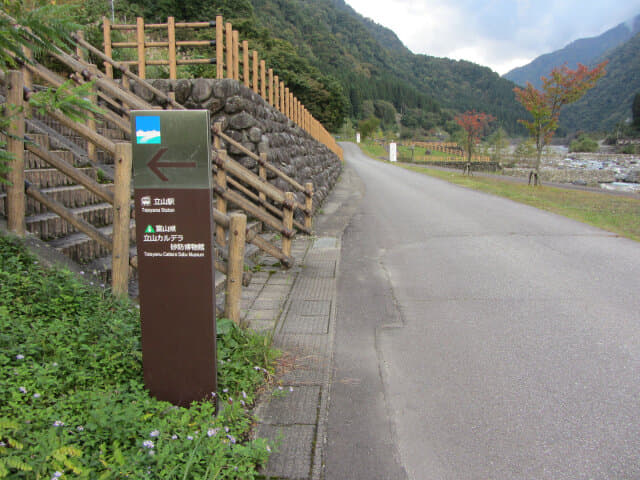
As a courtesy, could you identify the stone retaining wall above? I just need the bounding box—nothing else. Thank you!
[131,78,342,215]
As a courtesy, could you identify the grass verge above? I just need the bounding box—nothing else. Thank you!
[401,165,640,242]
[0,233,278,479]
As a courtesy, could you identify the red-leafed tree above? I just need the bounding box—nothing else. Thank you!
[514,62,607,185]
[454,111,495,164]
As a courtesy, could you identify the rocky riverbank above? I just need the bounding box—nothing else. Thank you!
[502,152,640,193]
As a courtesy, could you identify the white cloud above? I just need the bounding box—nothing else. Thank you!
[345,0,640,74]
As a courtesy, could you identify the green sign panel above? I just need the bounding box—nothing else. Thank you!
[132,111,212,189]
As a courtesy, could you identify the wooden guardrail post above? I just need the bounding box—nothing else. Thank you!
[225,212,246,326]
[103,17,114,78]
[214,147,228,247]
[268,68,274,106]
[216,16,223,79]
[242,40,249,87]
[6,70,26,236]
[252,51,258,94]
[136,17,146,79]
[225,22,233,79]
[168,16,177,80]
[258,153,267,203]
[274,75,279,110]
[304,182,313,231]
[260,59,266,99]
[280,81,285,112]
[282,192,294,257]
[233,30,239,82]
[112,142,132,296]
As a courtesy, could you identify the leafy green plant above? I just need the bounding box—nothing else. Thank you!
[0,234,277,479]
[569,134,599,152]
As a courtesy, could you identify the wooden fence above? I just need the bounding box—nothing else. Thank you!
[401,141,491,162]
[102,16,343,161]
[6,69,133,296]
[72,33,313,264]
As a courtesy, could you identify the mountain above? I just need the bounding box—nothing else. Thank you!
[560,31,640,132]
[115,0,527,134]
[248,0,527,133]
[505,14,640,88]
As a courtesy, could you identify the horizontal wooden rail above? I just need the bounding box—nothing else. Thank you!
[72,34,185,111]
[99,15,343,160]
[226,174,310,234]
[215,184,293,240]
[111,21,216,30]
[23,85,119,156]
[24,140,115,205]
[25,182,112,250]
[214,149,286,205]
[212,208,293,268]
[112,40,217,48]
[20,60,130,135]
[213,126,306,194]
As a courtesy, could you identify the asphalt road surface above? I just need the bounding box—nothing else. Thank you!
[325,143,640,479]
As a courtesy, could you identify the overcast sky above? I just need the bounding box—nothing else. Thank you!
[344,0,640,75]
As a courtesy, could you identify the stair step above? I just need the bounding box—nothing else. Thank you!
[0,184,115,217]
[25,202,115,240]
[96,126,128,141]
[24,149,91,170]
[96,149,115,164]
[26,133,49,150]
[48,220,136,264]
[85,245,138,285]
[24,167,98,189]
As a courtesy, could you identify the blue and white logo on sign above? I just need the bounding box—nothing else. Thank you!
[136,116,161,144]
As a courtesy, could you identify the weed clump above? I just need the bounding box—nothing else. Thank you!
[0,234,277,479]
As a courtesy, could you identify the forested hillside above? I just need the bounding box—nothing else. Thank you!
[80,0,528,134]
[560,32,640,133]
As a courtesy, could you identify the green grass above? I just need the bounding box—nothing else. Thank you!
[401,165,640,242]
[360,141,456,163]
[359,141,387,159]
[0,234,278,479]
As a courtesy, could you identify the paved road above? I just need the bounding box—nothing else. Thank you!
[325,143,640,479]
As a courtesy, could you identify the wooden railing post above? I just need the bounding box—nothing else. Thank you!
[252,51,258,93]
[284,87,289,119]
[215,147,228,247]
[260,60,266,99]
[304,182,313,231]
[112,142,132,296]
[6,70,26,236]
[268,68,274,106]
[103,17,113,78]
[258,153,267,203]
[274,75,279,111]
[225,22,233,79]
[282,192,294,257]
[242,40,249,87]
[136,17,146,79]
[289,92,294,120]
[233,30,239,82]
[216,16,223,79]
[225,212,246,326]
[168,16,177,80]
[280,81,285,112]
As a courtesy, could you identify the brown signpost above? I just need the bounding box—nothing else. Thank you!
[131,110,217,407]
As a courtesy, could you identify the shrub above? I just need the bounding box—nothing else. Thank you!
[569,134,599,153]
[0,234,276,479]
